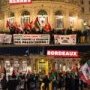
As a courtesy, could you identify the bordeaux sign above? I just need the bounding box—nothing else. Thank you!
[47,50,79,58]
[9,0,32,4]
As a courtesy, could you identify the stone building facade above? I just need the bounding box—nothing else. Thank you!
[0,0,83,31]
[79,0,90,27]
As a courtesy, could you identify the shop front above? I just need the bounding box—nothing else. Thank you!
[0,45,90,76]
[0,50,80,76]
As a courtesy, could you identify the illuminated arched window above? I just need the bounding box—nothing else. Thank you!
[55,10,64,30]
[8,12,15,23]
[37,10,48,27]
[21,10,30,24]
[38,10,47,16]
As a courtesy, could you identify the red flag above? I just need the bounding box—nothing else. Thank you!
[17,25,23,32]
[28,21,33,29]
[23,21,33,30]
[44,17,51,32]
[14,22,18,27]
[24,22,29,29]
[44,22,51,32]
[6,20,10,28]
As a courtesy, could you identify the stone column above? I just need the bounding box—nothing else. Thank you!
[63,10,69,29]
[4,11,9,31]
[49,8,55,29]
[30,7,37,22]
[15,10,21,25]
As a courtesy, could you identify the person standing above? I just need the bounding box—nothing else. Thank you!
[52,77,58,90]
[87,26,90,43]
[75,75,79,90]
[43,75,50,90]
[1,73,7,90]
[7,74,19,90]
[58,74,65,90]
[65,73,70,90]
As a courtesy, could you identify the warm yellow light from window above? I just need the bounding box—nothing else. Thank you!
[56,15,64,19]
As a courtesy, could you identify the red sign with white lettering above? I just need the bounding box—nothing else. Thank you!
[9,0,32,4]
[47,50,79,58]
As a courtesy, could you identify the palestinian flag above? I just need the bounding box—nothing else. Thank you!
[34,17,40,29]
[80,60,90,85]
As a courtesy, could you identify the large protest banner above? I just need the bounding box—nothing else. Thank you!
[54,34,76,45]
[13,34,50,45]
[0,34,12,44]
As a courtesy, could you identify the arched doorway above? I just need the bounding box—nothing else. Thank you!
[37,9,48,28]
[55,10,64,30]
[21,10,30,24]
[8,12,15,24]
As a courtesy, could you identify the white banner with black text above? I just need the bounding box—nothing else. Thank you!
[54,34,76,45]
[13,34,50,45]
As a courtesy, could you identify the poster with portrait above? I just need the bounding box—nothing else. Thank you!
[5,61,11,75]
[22,61,27,73]
[56,19,64,30]
[13,60,19,74]
[54,34,76,45]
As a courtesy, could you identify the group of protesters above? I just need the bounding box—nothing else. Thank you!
[0,69,88,90]
[6,17,52,35]
[4,20,90,44]
[8,27,90,44]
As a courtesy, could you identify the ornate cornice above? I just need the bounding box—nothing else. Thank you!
[0,0,78,5]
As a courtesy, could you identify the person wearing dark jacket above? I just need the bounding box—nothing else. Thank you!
[79,79,84,90]
[27,74,36,90]
[65,73,70,90]
[69,75,75,90]
[77,30,81,43]
[7,75,19,90]
[75,75,79,90]
[52,77,57,90]
[1,74,7,90]
[58,75,65,90]
[43,75,50,90]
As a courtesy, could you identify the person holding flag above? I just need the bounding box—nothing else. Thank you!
[6,20,14,34]
[80,60,90,85]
